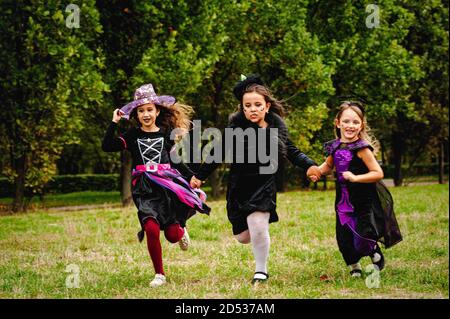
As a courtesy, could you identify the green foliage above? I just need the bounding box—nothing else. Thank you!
[1,0,448,207]
[131,0,228,101]
[286,103,329,161]
[399,1,449,155]
[306,0,448,166]
[0,1,107,198]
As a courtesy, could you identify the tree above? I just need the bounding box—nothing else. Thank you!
[129,0,233,197]
[0,0,107,212]
[95,0,171,205]
[132,0,335,194]
[400,1,449,184]
[306,0,436,186]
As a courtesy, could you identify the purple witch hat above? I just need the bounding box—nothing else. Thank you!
[120,83,176,120]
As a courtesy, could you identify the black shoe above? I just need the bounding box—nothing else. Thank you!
[371,246,385,271]
[137,230,145,243]
[252,272,269,284]
[350,269,363,277]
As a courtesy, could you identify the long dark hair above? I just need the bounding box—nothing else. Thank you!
[229,83,288,158]
[237,83,286,118]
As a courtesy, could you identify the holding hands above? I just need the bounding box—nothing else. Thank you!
[306,165,322,183]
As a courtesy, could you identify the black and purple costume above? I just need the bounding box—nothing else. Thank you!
[324,138,402,265]
[102,122,210,241]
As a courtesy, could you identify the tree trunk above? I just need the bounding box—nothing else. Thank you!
[209,170,221,199]
[392,133,403,186]
[12,155,26,213]
[380,141,387,167]
[438,141,444,184]
[120,150,133,206]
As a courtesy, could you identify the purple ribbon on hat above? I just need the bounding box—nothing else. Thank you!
[120,83,176,120]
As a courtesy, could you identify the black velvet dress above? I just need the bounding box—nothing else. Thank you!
[196,112,316,235]
[324,139,403,265]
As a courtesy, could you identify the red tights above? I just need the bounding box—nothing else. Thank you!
[144,218,184,275]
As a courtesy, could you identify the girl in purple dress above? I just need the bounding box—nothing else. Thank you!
[310,101,402,277]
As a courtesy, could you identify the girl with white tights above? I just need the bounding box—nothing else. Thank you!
[190,75,319,283]
[235,212,271,282]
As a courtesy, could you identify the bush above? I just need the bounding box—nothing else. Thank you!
[45,174,120,194]
[0,174,120,197]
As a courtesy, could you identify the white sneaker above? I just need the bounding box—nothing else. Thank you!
[150,274,166,287]
[179,227,190,251]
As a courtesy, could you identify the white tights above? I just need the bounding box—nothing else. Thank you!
[234,212,270,274]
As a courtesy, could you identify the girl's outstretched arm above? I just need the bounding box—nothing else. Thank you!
[285,138,322,182]
[193,160,221,184]
[192,132,224,183]
[169,157,195,181]
[318,156,334,176]
[285,138,317,169]
[342,148,383,183]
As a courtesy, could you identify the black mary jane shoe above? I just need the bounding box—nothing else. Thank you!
[350,269,363,278]
[371,246,385,271]
[252,272,269,284]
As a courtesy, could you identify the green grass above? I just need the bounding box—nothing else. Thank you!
[0,191,121,208]
[0,189,216,209]
[0,184,448,298]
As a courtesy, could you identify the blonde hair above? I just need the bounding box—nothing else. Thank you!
[335,102,380,155]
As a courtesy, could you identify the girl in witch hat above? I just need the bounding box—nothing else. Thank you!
[102,83,210,287]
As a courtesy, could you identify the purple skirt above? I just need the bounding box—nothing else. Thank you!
[132,164,210,242]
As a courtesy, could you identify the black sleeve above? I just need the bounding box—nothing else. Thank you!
[194,134,224,181]
[164,133,195,181]
[171,161,195,181]
[195,162,221,181]
[102,122,126,152]
[285,138,317,169]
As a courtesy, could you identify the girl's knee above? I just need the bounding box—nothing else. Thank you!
[247,212,270,228]
[235,231,251,244]
[164,224,183,243]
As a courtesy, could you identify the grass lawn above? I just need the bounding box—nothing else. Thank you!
[0,191,121,208]
[0,184,448,299]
